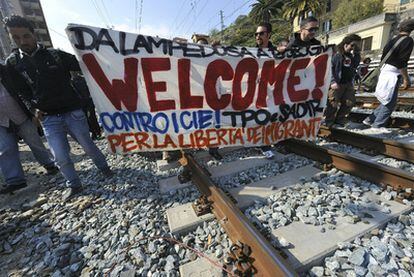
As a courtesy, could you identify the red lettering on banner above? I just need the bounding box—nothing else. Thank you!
[257,59,291,108]
[311,54,328,100]
[283,120,295,138]
[107,132,150,153]
[216,129,228,145]
[178,134,192,148]
[247,126,261,144]
[178,59,203,109]
[142,58,175,112]
[232,58,258,110]
[83,54,138,112]
[204,59,233,110]
[287,58,311,102]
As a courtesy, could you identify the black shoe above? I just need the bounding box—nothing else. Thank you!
[0,183,27,194]
[45,165,59,175]
[101,168,114,178]
[62,186,83,201]
[208,149,223,160]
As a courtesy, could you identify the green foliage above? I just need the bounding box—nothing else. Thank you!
[249,0,284,23]
[282,0,326,21]
[332,0,384,29]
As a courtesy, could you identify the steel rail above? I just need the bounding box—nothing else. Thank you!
[355,95,414,106]
[281,140,414,191]
[186,154,297,277]
[318,126,414,163]
[348,112,414,130]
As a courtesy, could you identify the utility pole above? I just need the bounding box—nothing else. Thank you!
[220,10,225,42]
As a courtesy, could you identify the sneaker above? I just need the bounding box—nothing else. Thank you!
[62,186,83,201]
[362,118,372,126]
[162,151,172,163]
[45,165,59,175]
[263,150,275,159]
[0,183,27,194]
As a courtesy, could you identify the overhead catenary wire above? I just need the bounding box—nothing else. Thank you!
[171,0,189,32]
[49,27,67,39]
[99,0,114,28]
[90,0,110,28]
[183,0,210,36]
[175,0,199,35]
[209,0,253,31]
[203,0,233,30]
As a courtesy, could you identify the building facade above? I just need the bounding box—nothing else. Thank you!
[0,0,52,60]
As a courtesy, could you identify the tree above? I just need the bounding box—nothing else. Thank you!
[282,0,326,23]
[332,0,383,29]
[249,0,284,24]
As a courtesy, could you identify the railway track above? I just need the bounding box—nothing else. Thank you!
[164,139,414,276]
[348,112,414,130]
[355,94,414,108]
[318,125,414,163]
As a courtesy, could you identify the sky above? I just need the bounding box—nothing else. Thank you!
[40,0,254,53]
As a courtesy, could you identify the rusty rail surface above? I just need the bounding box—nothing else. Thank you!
[348,112,414,130]
[186,154,297,277]
[355,95,414,106]
[318,126,414,163]
[282,140,414,191]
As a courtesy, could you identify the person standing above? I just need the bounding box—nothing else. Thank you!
[287,17,321,48]
[324,34,362,127]
[0,64,58,194]
[255,22,276,159]
[363,19,414,128]
[356,57,371,92]
[4,15,112,200]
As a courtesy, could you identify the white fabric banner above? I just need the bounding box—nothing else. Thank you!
[66,24,332,154]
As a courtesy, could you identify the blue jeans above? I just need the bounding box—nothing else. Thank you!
[0,119,54,186]
[365,77,401,127]
[41,109,109,188]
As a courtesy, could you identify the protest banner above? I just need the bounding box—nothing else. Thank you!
[66,24,332,154]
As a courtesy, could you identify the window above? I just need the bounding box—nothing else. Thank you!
[322,20,332,32]
[401,0,410,4]
[361,37,373,51]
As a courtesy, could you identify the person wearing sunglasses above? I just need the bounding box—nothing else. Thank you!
[287,16,321,48]
[324,34,362,128]
[254,22,276,159]
[255,22,274,50]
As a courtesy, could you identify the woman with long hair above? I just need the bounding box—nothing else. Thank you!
[324,34,362,127]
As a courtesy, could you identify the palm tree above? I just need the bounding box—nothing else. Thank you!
[282,0,326,23]
[250,0,284,24]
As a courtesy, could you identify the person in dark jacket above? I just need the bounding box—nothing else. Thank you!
[0,64,58,194]
[287,17,321,48]
[324,34,361,127]
[255,22,276,159]
[363,19,414,128]
[4,15,112,200]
